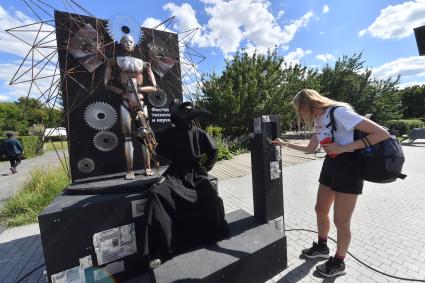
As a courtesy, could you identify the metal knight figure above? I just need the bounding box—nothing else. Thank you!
[104,28,158,180]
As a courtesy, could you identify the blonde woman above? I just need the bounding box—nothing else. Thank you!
[273,89,390,277]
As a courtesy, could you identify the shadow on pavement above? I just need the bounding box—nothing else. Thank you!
[276,257,319,282]
[0,234,46,283]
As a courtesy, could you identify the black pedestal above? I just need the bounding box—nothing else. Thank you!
[145,209,287,283]
[38,192,150,283]
[66,166,169,194]
[38,174,219,283]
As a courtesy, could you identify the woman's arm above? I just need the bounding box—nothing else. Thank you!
[272,134,318,154]
[322,118,390,155]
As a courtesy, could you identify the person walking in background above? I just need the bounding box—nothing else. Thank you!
[4,132,24,174]
[272,89,390,277]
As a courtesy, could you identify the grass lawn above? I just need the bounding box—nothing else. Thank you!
[43,140,68,151]
[0,165,70,227]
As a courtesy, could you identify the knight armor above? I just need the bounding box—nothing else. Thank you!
[116,56,145,73]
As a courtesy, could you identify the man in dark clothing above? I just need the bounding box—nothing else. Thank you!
[4,132,24,174]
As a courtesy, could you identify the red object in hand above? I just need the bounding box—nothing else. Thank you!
[320,137,338,158]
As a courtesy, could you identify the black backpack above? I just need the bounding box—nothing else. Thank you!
[329,106,406,183]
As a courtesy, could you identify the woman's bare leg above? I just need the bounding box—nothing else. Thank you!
[333,192,358,257]
[316,184,335,238]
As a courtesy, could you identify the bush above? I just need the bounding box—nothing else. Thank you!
[0,135,43,161]
[0,165,69,227]
[224,135,250,155]
[207,126,232,160]
[383,119,424,135]
[207,126,249,161]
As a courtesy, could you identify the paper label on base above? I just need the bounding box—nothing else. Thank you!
[79,255,93,269]
[131,199,145,218]
[270,161,281,180]
[51,266,85,283]
[274,145,281,161]
[268,216,284,233]
[262,115,270,122]
[94,260,125,281]
[93,223,137,265]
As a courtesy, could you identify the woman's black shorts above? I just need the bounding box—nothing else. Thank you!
[319,152,364,195]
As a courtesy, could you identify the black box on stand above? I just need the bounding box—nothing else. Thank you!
[38,192,150,283]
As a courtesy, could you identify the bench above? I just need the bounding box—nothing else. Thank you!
[400,128,425,144]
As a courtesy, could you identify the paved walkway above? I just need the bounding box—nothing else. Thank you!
[1,143,425,282]
[221,144,425,282]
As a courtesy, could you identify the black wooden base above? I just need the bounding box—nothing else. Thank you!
[139,209,287,283]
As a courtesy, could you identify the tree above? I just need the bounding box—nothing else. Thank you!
[318,53,401,122]
[202,49,319,136]
[399,85,425,118]
[0,102,26,135]
[0,97,64,135]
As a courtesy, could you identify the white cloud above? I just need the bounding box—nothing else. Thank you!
[316,53,336,62]
[164,3,200,31]
[322,5,330,14]
[144,1,313,56]
[277,10,284,19]
[163,3,208,45]
[284,48,312,65]
[0,95,10,101]
[141,17,166,29]
[397,81,425,89]
[243,44,271,56]
[359,0,425,39]
[372,56,425,80]
[0,62,59,100]
[199,1,313,55]
[0,5,55,59]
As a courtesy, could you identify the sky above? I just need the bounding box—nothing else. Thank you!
[1,0,425,102]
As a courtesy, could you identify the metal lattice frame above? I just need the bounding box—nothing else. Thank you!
[7,0,207,177]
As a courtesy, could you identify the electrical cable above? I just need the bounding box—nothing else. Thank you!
[286,228,425,282]
[15,263,45,283]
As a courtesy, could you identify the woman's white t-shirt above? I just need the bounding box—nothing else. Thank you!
[314,107,364,146]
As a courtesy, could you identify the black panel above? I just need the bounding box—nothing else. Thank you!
[139,28,183,132]
[250,115,284,223]
[414,25,425,56]
[54,11,183,181]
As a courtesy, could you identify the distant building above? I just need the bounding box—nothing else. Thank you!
[44,127,67,140]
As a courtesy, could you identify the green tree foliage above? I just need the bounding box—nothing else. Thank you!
[0,103,26,134]
[319,53,401,123]
[399,85,425,118]
[202,49,319,135]
[200,52,407,138]
[0,97,63,135]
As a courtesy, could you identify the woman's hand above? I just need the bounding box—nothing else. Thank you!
[321,142,346,155]
[272,138,287,147]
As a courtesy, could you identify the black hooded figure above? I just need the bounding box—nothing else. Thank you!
[143,100,230,268]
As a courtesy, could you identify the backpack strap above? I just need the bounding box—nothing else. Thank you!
[326,106,342,142]
[361,136,372,147]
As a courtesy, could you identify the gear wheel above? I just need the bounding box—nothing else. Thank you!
[147,89,168,108]
[93,131,119,152]
[84,102,117,130]
[77,158,95,173]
